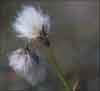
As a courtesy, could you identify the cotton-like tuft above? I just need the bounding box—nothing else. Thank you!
[12,6,50,40]
[8,48,48,86]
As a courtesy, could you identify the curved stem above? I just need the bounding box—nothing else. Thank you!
[47,47,71,91]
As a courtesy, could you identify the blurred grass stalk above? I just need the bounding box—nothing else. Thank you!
[47,46,72,91]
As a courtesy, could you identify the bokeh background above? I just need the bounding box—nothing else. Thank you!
[0,0,99,91]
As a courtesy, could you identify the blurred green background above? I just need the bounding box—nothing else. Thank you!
[0,0,98,91]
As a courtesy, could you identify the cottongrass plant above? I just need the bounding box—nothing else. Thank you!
[8,5,71,91]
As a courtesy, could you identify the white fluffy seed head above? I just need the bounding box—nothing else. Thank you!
[8,48,48,86]
[12,5,50,40]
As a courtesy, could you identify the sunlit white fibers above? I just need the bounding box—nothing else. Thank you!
[12,6,50,40]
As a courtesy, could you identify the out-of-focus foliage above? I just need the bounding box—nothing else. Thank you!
[0,0,98,91]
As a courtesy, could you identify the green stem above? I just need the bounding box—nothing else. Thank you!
[47,47,71,91]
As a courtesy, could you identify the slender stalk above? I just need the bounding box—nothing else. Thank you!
[47,46,71,91]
